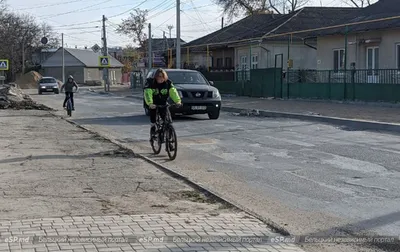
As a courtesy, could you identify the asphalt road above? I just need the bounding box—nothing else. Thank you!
[30,89,400,246]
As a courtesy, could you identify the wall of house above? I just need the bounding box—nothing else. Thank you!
[181,52,209,68]
[84,68,123,84]
[210,48,235,68]
[234,42,317,70]
[317,29,400,70]
[43,67,84,83]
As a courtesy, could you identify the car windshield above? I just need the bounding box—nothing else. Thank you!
[40,78,56,83]
[166,72,207,85]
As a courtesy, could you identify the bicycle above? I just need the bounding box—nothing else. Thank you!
[64,91,76,117]
[150,103,180,160]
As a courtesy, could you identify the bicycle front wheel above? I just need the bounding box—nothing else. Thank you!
[165,125,178,160]
[150,127,162,154]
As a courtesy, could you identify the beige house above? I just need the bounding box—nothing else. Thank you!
[316,0,400,82]
[181,7,358,77]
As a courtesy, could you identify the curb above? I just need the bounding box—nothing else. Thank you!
[222,107,400,134]
[47,110,291,237]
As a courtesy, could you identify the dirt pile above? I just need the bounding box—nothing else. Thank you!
[0,84,52,110]
[15,71,42,89]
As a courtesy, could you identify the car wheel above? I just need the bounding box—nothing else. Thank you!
[54,89,59,94]
[208,109,220,120]
[38,91,42,95]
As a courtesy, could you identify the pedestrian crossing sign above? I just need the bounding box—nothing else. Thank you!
[0,59,9,71]
[99,56,110,67]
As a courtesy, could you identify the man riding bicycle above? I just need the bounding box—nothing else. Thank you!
[61,75,79,110]
[144,68,181,138]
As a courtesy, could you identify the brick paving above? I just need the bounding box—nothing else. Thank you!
[0,213,305,252]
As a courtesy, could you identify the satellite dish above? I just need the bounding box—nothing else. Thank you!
[41,37,48,45]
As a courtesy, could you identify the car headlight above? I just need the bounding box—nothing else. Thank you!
[54,86,58,88]
[41,86,46,89]
[177,90,183,98]
[213,90,220,98]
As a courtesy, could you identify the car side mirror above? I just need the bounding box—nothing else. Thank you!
[209,81,214,86]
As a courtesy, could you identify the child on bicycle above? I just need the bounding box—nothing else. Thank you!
[144,68,181,137]
[61,75,79,111]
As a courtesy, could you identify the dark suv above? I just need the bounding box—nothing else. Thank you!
[143,69,222,119]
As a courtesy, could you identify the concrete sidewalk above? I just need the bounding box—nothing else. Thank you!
[0,109,305,252]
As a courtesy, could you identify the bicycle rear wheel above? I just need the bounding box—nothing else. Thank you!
[150,126,162,154]
[165,125,177,160]
[67,100,72,117]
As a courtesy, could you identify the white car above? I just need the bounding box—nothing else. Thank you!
[38,77,59,95]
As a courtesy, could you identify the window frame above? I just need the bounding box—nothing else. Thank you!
[240,55,247,70]
[251,53,258,69]
[396,43,400,70]
[333,48,345,73]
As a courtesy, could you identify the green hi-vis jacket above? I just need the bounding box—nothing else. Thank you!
[143,78,181,106]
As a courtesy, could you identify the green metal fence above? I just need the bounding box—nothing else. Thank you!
[288,69,400,84]
[287,69,400,102]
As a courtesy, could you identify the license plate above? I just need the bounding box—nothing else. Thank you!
[46,89,53,91]
[191,106,206,110]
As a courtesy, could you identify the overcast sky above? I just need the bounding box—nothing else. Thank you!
[8,0,377,48]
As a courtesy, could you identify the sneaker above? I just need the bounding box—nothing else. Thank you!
[72,107,75,111]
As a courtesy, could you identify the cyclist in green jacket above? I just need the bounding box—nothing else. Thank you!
[144,68,181,136]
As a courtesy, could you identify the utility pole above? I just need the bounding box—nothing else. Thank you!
[167,25,173,39]
[148,23,152,72]
[176,0,181,69]
[62,33,65,83]
[22,38,25,75]
[221,17,224,29]
[102,15,109,92]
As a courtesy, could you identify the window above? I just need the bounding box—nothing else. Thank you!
[240,56,247,70]
[225,57,232,68]
[251,54,258,69]
[40,78,57,83]
[367,47,379,71]
[397,44,400,69]
[166,71,207,85]
[333,49,345,72]
[216,58,223,67]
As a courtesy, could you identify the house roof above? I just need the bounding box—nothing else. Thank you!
[65,48,123,67]
[318,0,400,36]
[140,38,186,53]
[264,7,358,39]
[185,7,358,47]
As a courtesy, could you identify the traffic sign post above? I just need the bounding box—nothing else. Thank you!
[99,56,110,67]
[0,59,9,85]
[0,59,9,71]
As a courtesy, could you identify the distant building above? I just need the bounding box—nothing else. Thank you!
[32,48,58,65]
[41,48,124,84]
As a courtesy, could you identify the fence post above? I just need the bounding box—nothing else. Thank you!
[328,70,331,100]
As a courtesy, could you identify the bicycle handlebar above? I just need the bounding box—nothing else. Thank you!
[155,103,182,108]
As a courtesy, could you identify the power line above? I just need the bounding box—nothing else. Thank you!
[108,0,148,19]
[38,0,112,19]
[14,0,89,11]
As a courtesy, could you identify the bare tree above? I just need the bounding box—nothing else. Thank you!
[0,11,41,80]
[116,9,148,49]
[40,22,60,48]
[213,0,310,20]
[343,0,373,7]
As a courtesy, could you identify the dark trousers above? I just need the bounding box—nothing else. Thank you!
[149,107,167,124]
[63,92,74,108]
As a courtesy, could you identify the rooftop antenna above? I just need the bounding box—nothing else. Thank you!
[167,25,173,39]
